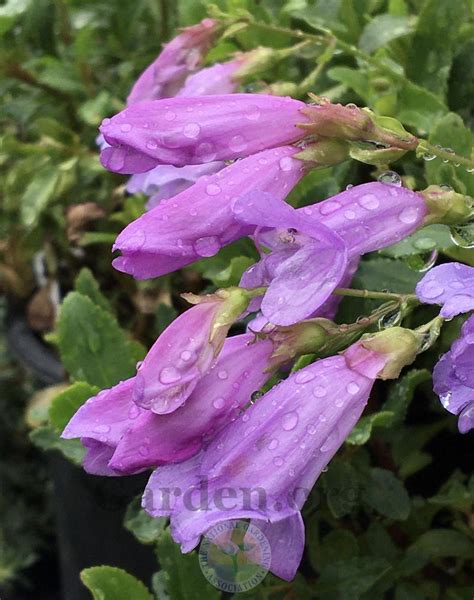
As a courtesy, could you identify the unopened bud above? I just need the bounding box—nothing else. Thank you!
[269,318,335,364]
[421,185,473,226]
[296,138,350,167]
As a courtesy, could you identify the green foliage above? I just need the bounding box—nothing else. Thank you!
[81,566,154,600]
[49,381,99,431]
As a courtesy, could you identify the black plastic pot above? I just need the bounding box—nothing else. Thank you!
[6,314,157,600]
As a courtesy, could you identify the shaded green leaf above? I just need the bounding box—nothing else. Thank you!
[359,15,416,54]
[362,468,410,520]
[317,556,391,599]
[75,268,112,313]
[324,458,360,517]
[49,381,98,432]
[30,425,85,465]
[124,497,167,545]
[80,566,153,600]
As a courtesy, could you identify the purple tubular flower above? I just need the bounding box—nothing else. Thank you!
[113,146,306,279]
[143,343,387,578]
[433,315,474,433]
[234,190,348,326]
[299,182,428,255]
[126,162,224,210]
[312,257,360,320]
[127,18,219,105]
[416,263,474,318]
[99,94,309,173]
[62,334,275,475]
[176,58,245,97]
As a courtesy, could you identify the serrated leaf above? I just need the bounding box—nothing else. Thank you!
[80,566,154,600]
[381,225,452,258]
[49,381,98,432]
[408,529,474,560]
[156,528,220,600]
[353,258,423,293]
[359,15,416,54]
[324,458,360,517]
[382,369,430,426]
[397,81,447,133]
[316,530,359,570]
[58,292,137,388]
[124,497,167,545]
[20,166,59,228]
[346,411,395,445]
[29,425,85,465]
[317,556,391,599]
[362,468,410,520]
[75,268,112,313]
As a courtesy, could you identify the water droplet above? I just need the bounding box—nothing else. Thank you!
[217,370,228,380]
[180,350,195,362]
[206,183,221,196]
[399,206,419,224]
[346,184,354,190]
[213,397,225,409]
[320,201,341,215]
[245,105,261,121]
[93,424,111,434]
[146,139,158,150]
[279,156,294,171]
[346,382,360,395]
[313,386,327,398]
[268,438,279,450]
[194,236,220,257]
[378,170,401,186]
[346,103,357,110]
[359,194,380,210]
[295,370,315,384]
[229,135,247,152]
[120,123,132,132]
[164,111,176,121]
[139,444,150,457]
[273,456,285,467]
[319,414,327,422]
[307,424,317,435]
[159,367,181,384]
[320,430,339,452]
[440,391,451,409]
[421,280,444,299]
[128,404,141,420]
[344,209,356,220]
[183,123,200,138]
[242,413,250,423]
[282,411,299,431]
[450,223,474,249]
[422,152,436,161]
[250,390,264,403]
[405,249,438,272]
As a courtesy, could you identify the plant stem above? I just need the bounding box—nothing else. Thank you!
[418,140,474,171]
[333,287,418,303]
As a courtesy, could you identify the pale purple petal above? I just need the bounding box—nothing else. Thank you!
[113,146,305,279]
[82,439,118,477]
[416,263,474,318]
[176,59,243,96]
[127,19,219,104]
[99,95,308,173]
[433,315,474,433]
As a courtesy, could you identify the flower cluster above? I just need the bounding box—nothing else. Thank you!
[64,23,473,581]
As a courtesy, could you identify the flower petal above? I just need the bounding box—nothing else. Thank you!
[416,263,474,318]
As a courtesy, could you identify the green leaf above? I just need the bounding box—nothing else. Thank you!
[20,166,59,228]
[317,557,391,599]
[424,112,474,196]
[0,0,31,35]
[193,238,258,287]
[29,425,85,465]
[364,522,399,562]
[58,292,137,388]
[156,529,220,600]
[359,15,416,54]
[397,81,447,133]
[74,268,112,313]
[346,411,395,445]
[124,497,167,545]
[381,225,452,258]
[49,381,99,432]
[80,566,154,600]
[406,0,469,97]
[408,529,474,560]
[323,458,360,517]
[353,258,423,293]
[362,468,410,520]
[316,530,359,569]
[382,369,431,426]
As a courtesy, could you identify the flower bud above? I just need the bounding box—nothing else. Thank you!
[295,138,350,167]
[421,185,473,226]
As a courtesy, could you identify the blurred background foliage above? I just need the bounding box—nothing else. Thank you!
[0,0,473,598]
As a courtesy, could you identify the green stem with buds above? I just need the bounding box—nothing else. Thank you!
[333,287,418,303]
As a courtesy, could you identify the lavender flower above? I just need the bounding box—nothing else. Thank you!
[433,315,474,433]
[234,182,427,325]
[112,146,306,279]
[62,334,275,475]
[127,19,220,105]
[99,94,309,173]
[143,341,388,578]
[416,263,474,318]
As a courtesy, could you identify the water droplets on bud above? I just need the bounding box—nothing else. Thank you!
[282,411,299,431]
[399,206,420,224]
[273,456,285,467]
[346,382,360,395]
[378,308,402,330]
[378,170,402,187]
[229,135,247,152]
[251,390,264,403]
[213,397,225,409]
[313,385,327,398]
[421,151,436,161]
[206,183,221,196]
[217,370,228,380]
[307,424,317,435]
[295,370,316,384]
[359,194,380,210]
[279,156,294,171]
[245,105,261,121]
[267,438,279,451]
[159,367,181,385]
[194,236,220,257]
[146,139,158,150]
[120,123,132,132]
[183,123,201,139]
